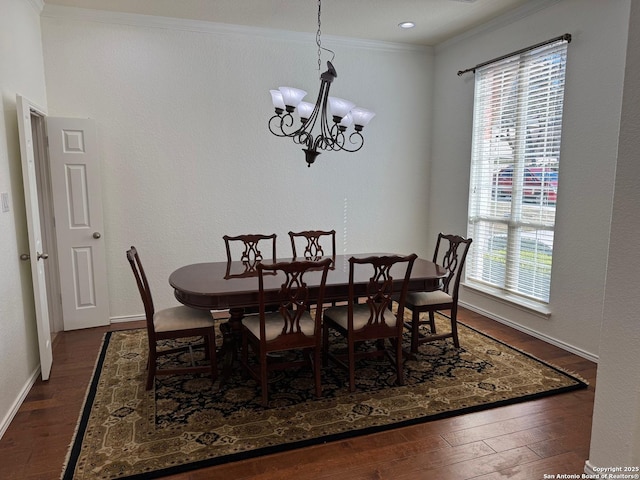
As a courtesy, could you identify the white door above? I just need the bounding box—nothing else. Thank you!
[46,117,110,331]
[16,95,53,381]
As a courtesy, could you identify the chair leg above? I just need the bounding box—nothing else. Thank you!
[348,336,356,393]
[322,321,330,367]
[410,308,420,354]
[314,346,322,398]
[260,351,269,407]
[241,332,250,379]
[203,335,211,360]
[209,332,217,384]
[146,350,156,390]
[428,310,437,334]
[395,337,404,386]
[450,306,460,348]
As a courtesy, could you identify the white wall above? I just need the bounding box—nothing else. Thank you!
[588,0,640,469]
[0,0,48,434]
[40,8,434,320]
[430,0,631,359]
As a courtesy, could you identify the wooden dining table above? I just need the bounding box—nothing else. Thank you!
[169,253,447,382]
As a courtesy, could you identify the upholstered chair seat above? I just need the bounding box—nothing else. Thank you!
[154,306,217,333]
[323,304,396,331]
[242,311,316,341]
[404,290,453,307]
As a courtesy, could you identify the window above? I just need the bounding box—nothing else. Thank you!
[466,39,568,304]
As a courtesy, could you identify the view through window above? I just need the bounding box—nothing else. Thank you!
[466,38,569,303]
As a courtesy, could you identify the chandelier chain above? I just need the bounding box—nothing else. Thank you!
[316,0,335,70]
[316,0,322,71]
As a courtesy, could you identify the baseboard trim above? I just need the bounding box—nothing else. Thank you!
[0,366,40,440]
[110,314,145,324]
[584,460,597,475]
[459,301,599,363]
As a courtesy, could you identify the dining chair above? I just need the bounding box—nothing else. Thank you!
[289,229,337,308]
[404,233,472,353]
[223,233,277,276]
[288,229,336,259]
[240,257,332,407]
[126,246,217,390]
[322,254,417,392]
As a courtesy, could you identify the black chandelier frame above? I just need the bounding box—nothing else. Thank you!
[267,0,372,167]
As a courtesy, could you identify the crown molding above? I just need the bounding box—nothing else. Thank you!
[436,0,563,52]
[41,5,429,54]
[27,0,44,14]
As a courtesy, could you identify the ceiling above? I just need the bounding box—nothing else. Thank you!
[41,0,534,46]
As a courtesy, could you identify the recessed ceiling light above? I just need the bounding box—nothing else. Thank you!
[398,21,415,29]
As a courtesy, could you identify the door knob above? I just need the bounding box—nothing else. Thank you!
[93,232,102,239]
[37,252,49,260]
[20,253,30,261]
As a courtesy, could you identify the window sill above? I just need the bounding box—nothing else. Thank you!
[461,282,552,318]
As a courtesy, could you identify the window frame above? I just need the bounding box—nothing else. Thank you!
[465,39,569,307]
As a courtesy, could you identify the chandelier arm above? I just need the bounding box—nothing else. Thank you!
[328,126,345,151]
[268,109,314,140]
[312,132,326,152]
[268,113,298,137]
[320,81,338,151]
[303,84,326,137]
[286,70,331,147]
[294,131,313,147]
[335,130,365,153]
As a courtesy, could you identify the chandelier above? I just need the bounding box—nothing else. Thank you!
[268,0,375,167]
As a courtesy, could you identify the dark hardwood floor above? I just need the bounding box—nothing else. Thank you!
[0,308,596,479]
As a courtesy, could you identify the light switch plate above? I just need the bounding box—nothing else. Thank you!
[1,192,9,213]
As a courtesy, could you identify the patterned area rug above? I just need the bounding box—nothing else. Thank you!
[61,314,587,479]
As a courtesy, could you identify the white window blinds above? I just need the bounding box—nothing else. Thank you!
[466,39,568,303]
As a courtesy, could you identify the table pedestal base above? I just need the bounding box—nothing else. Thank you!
[218,307,245,386]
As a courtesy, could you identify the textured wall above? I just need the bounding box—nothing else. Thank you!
[40,10,434,320]
[0,0,48,433]
[430,0,631,358]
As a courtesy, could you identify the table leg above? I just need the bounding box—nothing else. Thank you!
[218,307,244,387]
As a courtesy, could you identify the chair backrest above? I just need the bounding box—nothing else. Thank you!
[223,233,277,272]
[288,229,336,259]
[126,246,155,330]
[347,254,417,332]
[257,257,333,342]
[432,233,473,299]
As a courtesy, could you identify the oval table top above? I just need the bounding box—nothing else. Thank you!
[169,253,447,310]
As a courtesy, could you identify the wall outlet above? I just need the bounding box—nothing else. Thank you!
[1,192,9,213]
